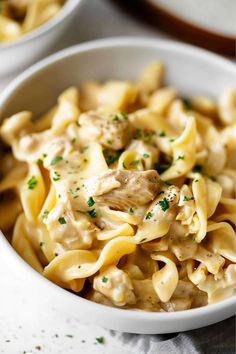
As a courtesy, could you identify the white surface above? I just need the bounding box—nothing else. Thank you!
[0,0,84,76]
[149,0,236,37]
[1,36,236,341]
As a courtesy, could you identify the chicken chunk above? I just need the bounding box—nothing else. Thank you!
[86,169,160,210]
[93,266,136,307]
[78,111,133,150]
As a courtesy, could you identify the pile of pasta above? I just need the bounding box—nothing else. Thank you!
[0,63,236,312]
[0,0,64,42]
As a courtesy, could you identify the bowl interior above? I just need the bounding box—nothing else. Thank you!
[0,39,236,334]
[1,38,235,120]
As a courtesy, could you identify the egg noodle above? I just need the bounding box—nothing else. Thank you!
[0,63,235,311]
[0,0,64,42]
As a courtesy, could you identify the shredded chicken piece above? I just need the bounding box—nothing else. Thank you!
[93,266,136,307]
[87,169,160,210]
[78,111,133,150]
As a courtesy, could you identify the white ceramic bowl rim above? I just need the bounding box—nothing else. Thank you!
[0,37,235,324]
[0,0,82,51]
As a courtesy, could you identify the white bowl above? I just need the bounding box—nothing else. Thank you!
[0,0,84,76]
[0,38,235,334]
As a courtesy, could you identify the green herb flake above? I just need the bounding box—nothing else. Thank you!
[159,198,169,212]
[27,176,37,190]
[130,159,140,165]
[112,115,119,122]
[183,196,194,202]
[42,153,47,158]
[145,212,152,220]
[194,179,199,183]
[169,138,175,142]
[39,241,45,247]
[104,150,123,166]
[95,336,105,344]
[102,276,108,283]
[159,131,166,137]
[88,209,97,218]
[37,158,43,165]
[122,162,126,169]
[128,207,134,214]
[140,238,147,242]
[58,217,67,225]
[71,138,76,144]
[42,210,49,220]
[143,153,150,159]
[50,156,63,166]
[87,197,95,207]
[163,180,173,186]
[120,112,128,119]
[134,128,142,139]
[177,155,185,160]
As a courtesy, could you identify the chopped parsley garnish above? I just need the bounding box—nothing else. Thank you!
[42,210,49,220]
[112,115,119,122]
[183,196,194,202]
[177,155,185,160]
[42,153,47,158]
[159,198,169,212]
[52,171,61,182]
[143,153,150,158]
[134,128,142,139]
[58,217,66,225]
[163,180,173,186]
[88,209,97,218]
[145,212,152,220]
[128,207,134,214]
[182,97,192,110]
[106,139,112,144]
[194,179,199,183]
[37,158,43,165]
[27,176,37,190]
[140,238,147,242]
[193,164,203,173]
[122,162,126,169]
[87,197,95,207]
[50,156,63,166]
[71,138,76,144]
[95,336,105,344]
[102,276,108,283]
[159,131,166,137]
[104,149,122,166]
[143,131,154,142]
[130,159,140,165]
[169,138,175,142]
[39,241,45,247]
[120,112,128,119]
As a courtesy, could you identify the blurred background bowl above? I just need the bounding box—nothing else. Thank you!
[0,0,84,77]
